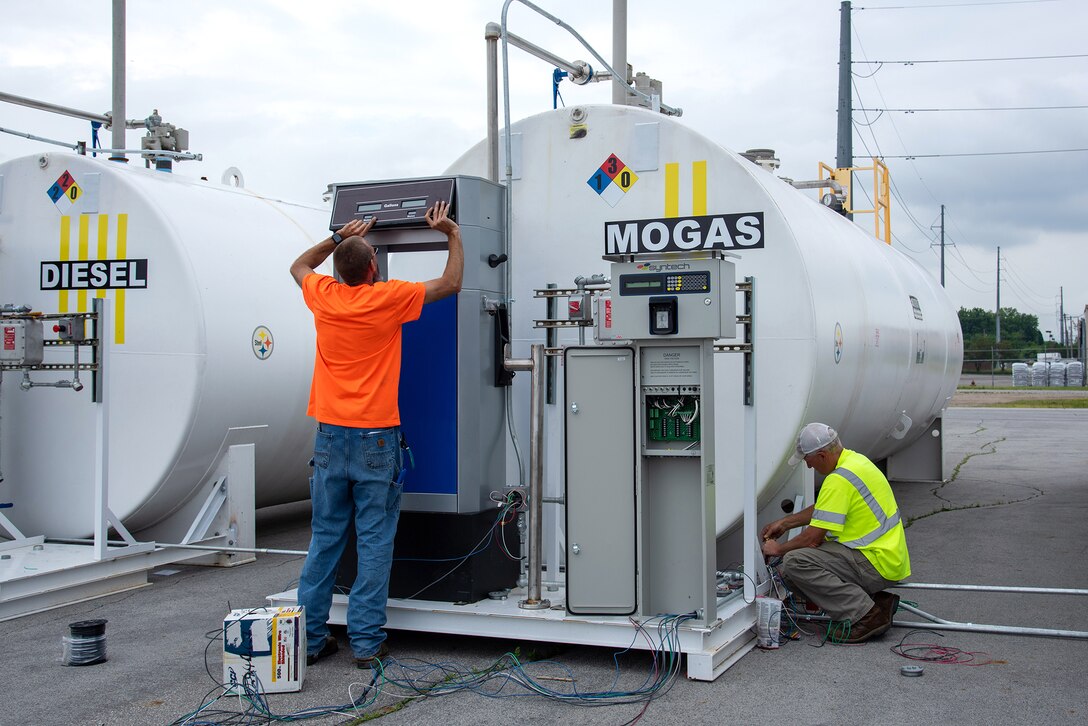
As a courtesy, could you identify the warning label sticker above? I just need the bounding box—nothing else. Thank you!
[587,153,639,207]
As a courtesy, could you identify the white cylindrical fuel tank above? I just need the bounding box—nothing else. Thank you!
[0,153,328,538]
[445,105,963,534]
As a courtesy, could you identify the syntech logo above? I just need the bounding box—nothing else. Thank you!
[636,262,691,272]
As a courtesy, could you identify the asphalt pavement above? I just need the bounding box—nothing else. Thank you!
[1,407,1085,725]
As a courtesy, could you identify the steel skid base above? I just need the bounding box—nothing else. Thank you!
[267,586,758,681]
[0,542,152,621]
[0,443,256,621]
[0,540,249,622]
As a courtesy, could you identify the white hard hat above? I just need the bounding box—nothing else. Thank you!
[788,423,839,465]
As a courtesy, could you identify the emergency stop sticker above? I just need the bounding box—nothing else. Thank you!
[46,170,82,207]
[252,326,274,360]
[587,153,639,207]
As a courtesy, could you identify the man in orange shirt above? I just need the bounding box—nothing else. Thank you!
[290,201,462,668]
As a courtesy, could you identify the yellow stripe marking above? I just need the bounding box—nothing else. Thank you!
[77,215,90,312]
[96,215,109,299]
[665,163,679,218]
[115,214,127,344]
[692,160,707,216]
[59,216,71,312]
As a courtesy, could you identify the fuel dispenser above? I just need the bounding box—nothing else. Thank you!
[564,253,737,625]
[326,176,517,602]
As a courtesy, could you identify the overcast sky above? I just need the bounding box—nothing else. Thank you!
[2,0,1085,340]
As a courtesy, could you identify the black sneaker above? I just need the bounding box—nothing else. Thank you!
[307,635,338,666]
[353,641,390,669]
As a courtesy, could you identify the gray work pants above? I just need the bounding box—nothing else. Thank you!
[781,541,899,623]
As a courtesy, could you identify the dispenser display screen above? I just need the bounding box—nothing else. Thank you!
[619,272,711,296]
[330,178,456,230]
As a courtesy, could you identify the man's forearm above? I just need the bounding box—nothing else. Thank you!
[440,229,464,291]
[297,238,336,270]
[290,237,336,286]
[779,504,815,532]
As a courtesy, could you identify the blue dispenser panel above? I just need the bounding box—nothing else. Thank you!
[399,295,458,495]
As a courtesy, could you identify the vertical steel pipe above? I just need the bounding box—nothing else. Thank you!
[504,344,550,609]
[612,0,627,104]
[485,23,501,183]
[111,0,127,159]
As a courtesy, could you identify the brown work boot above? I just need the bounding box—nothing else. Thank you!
[873,591,901,622]
[353,641,390,669]
[843,602,892,644]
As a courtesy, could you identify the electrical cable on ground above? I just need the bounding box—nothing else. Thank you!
[891,628,999,665]
[168,612,699,725]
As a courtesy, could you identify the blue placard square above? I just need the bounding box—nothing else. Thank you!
[46,183,64,203]
[587,169,612,195]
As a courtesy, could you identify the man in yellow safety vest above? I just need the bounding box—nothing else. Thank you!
[760,423,910,644]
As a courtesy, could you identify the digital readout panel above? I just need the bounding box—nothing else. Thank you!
[618,271,711,296]
[330,178,456,230]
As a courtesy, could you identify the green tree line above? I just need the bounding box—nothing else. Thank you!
[958,306,1059,373]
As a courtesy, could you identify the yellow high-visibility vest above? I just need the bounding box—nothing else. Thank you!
[810,449,911,581]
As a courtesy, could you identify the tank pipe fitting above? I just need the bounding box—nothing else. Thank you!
[19,370,82,392]
[500,0,681,119]
[572,274,605,345]
[70,342,84,392]
[1,304,33,313]
[503,343,550,610]
[0,126,82,152]
[574,274,607,289]
[85,148,202,161]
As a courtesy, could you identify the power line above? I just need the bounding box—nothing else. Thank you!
[856,104,1088,112]
[1002,276,1052,318]
[854,53,1088,64]
[857,0,1058,8]
[851,21,946,227]
[1003,260,1053,305]
[850,22,947,212]
[944,236,993,286]
[850,118,932,254]
[877,148,1088,159]
[935,249,992,294]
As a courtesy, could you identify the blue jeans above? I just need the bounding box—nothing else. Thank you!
[297,423,403,659]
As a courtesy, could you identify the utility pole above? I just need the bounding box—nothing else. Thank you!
[939,204,945,287]
[996,246,1001,343]
[1060,286,1065,347]
[836,1,853,220]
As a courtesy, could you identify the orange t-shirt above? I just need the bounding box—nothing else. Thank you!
[302,273,425,428]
